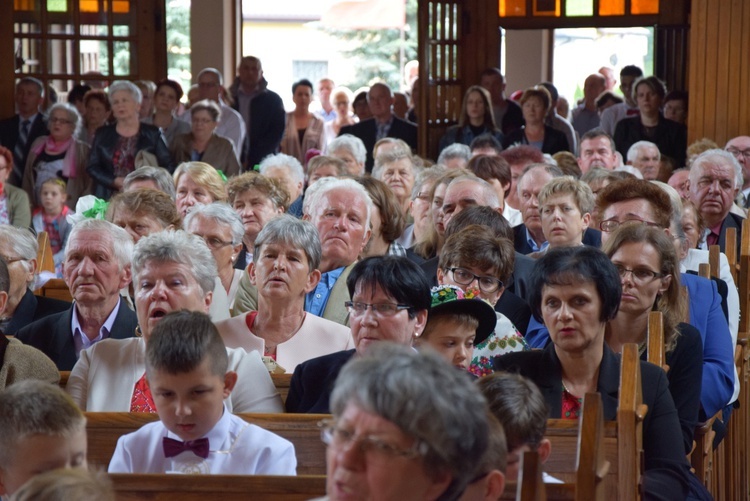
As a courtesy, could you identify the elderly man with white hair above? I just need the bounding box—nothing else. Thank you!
[259,153,305,217]
[627,140,661,180]
[234,177,372,326]
[688,149,745,256]
[16,219,137,370]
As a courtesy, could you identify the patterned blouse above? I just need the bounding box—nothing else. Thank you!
[470,311,529,377]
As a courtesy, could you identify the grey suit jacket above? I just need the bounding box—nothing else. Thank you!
[233,262,355,327]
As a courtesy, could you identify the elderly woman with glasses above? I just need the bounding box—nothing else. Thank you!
[171,99,241,177]
[22,103,92,210]
[286,255,430,413]
[215,215,352,373]
[184,203,244,307]
[494,246,692,498]
[87,80,172,200]
[0,225,70,336]
[321,343,492,501]
[66,230,282,413]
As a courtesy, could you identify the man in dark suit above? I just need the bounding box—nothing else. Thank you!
[688,149,745,257]
[0,77,49,186]
[17,220,137,370]
[230,56,286,169]
[339,83,417,173]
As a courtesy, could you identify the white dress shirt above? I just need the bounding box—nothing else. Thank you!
[108,405,297,475]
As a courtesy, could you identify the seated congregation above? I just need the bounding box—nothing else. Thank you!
[0,62,747,500]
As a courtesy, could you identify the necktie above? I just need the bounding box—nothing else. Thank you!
[13,119,31,178]
[162,436,210,459]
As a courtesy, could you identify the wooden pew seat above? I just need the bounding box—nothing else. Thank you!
[109,474,326,501]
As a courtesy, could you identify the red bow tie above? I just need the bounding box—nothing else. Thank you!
[162,437,210,459]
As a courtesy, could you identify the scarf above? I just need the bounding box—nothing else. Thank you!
[32,136,77,178]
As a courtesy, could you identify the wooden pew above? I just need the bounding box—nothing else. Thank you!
[271,373,292,405]
[86,413,328,475]
[35,230,56,275]
[500,393,609,501]
[530,344,644,500]
[36,278,73,302]
[109,474,326,500]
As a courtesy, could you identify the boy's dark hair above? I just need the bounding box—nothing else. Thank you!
[469,134,503,155]
[478,372,548,451]
[146,310,228,377]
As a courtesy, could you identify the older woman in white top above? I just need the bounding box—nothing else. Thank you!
[184,203,244,309]
[215,214,352,373]
[66,230,282,413]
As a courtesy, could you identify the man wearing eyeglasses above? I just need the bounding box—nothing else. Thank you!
[687,149,744,256]
[725,136,750,208]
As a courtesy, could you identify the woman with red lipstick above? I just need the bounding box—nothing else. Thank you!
[603,224,703,455]
[494,246,692,498]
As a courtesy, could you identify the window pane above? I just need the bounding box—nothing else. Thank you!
[14,37,42,74]
[631,0,658,14]
[49,22,74,34]
[113,24,130,37]
[499,0,525,17]
[14,0,37,10]
[167,0,191,97]
[47,0,68,11]
[113,40,131,75]
[534,0,560,16]
[566,0,592,16]
[47,38,74,75]
[599,0,625,16]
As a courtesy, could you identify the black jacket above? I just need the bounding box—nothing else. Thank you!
[3,289,70,336]
[613,115,687,168]
[494,343,691,500]
[231,80,286,168]
[86,123,172,200]
[339,116,418,172]
[286,349,355,414]
[16,301,138,370]
[501,125,570,155]
[0,113,49,186]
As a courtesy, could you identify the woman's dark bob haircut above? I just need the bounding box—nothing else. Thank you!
[347,255,431,319]
[528,246,622,323]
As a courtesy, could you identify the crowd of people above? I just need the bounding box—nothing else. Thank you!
[0,57,744,500]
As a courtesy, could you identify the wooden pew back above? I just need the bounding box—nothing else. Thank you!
[86,413,328,475]
[109,474,326,500]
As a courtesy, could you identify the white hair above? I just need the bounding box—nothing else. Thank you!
[259,153,304,185]
[689,149,743,190]
[308,178,374,232]
[627,140,660,163]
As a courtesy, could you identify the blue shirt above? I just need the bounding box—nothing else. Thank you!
[525,227,549,253]
[305,266,345,316]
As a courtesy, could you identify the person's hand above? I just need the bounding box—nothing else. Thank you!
[113,177,125,190]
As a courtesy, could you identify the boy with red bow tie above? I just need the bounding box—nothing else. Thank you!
[108,310,296,475]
